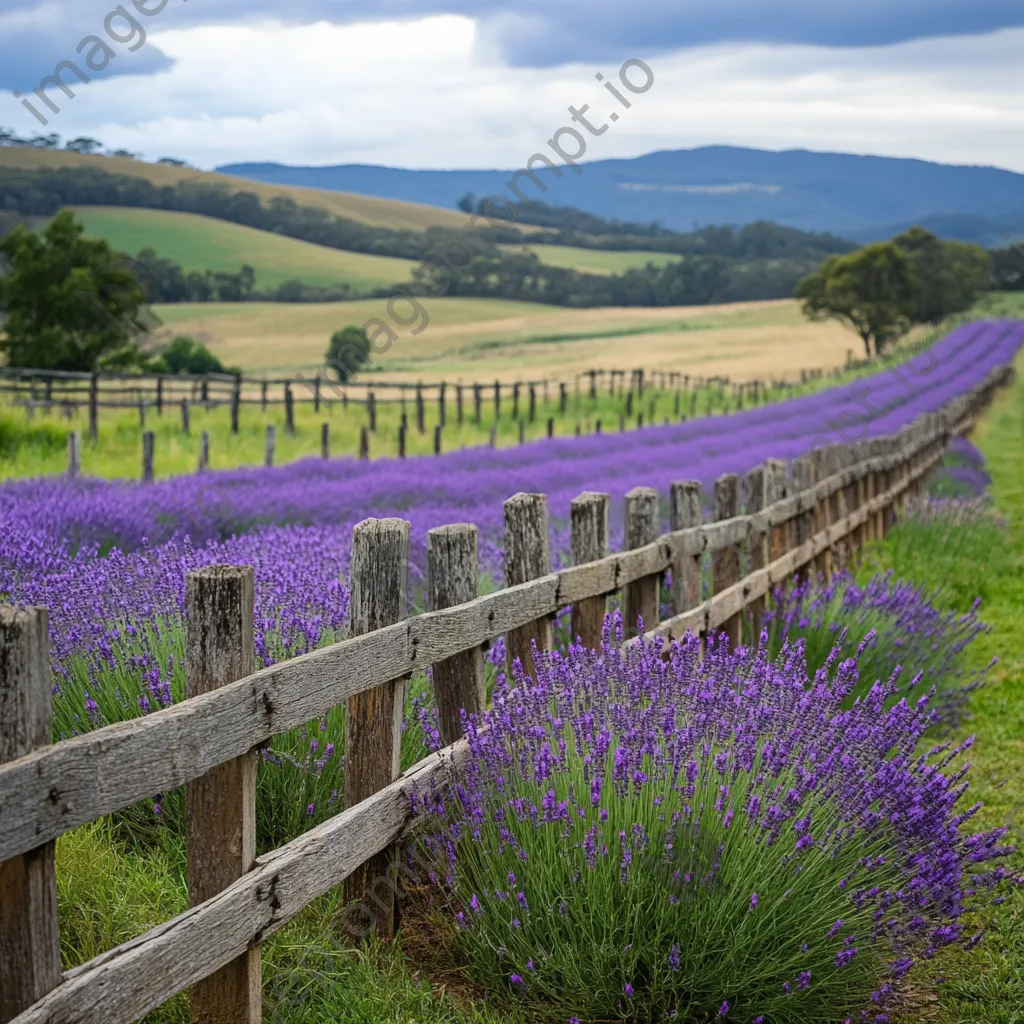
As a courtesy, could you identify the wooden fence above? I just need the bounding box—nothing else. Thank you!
[0,362,1010,1024]
[0,364,825,439]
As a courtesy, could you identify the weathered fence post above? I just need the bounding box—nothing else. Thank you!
[0,606,62,1024]
[142,431,155,483]
[546,417,554,439]
[367,392,377,434]
[138,395,146,428]
[669,481,702,618]
[559,382,568,414]
[714,474,741,648]
[398,423,407,458]
[231,379,241,435]
[765,459,790,571]
[416,384,425,434]
[791,455,815,575]
[321,422,330,459]
[493,380,501,420]
[359,425,370,461]
[66,430,82,478]
[570,492,610,649]
[473,384,481,425]
[185,566,260,1024]
[181,398,191,437]
[456,385,463,426]
[198,431,209,473]
[344,518,410,940]
[260,381,268,412]
[529,384,536,422]
[518,420,526,445]
[313,377,321,415]
[88,372,99,443]
[745,465,768,641]
[623,487,661,639]
[264,424,276,468]
[439,382,447,428]
[427,524,485,745]
[504,493,553,680]
[284,384,295,436]
[433,424,442,456]
[489,425,497,448]
[512,383,520,421]
[156,376,164,416]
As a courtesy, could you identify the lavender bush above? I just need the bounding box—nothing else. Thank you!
[418,621,1016,1023]
[763,570,993,724]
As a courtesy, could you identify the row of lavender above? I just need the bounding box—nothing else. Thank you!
[0,319,1020,681]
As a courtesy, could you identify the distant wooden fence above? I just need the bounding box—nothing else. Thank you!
[0,362,1010,1024]
[0,364,831,442]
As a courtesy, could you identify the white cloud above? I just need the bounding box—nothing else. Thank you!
[28,15,1024,173]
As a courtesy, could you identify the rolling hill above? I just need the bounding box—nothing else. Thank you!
[0,146,470,232]
[502,244,681,275]
[71,207,417,291]
[218,146,1024,245]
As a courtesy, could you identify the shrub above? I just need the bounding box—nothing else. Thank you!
[763,570,993,725]
[418,621,1015,1023]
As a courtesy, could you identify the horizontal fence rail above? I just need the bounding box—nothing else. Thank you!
[0,360,1012,1024]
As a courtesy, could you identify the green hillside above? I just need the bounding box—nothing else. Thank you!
[500,243,681,275]
[70,207,417,291]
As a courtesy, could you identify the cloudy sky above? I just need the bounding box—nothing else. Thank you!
[1,0,1022,172]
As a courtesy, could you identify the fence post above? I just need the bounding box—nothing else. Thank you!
[138,395,146,428]
[265,424,276,468]
[398,423,406,458]
[285,384,296,436]
[473,384,481,425]
[546,417,554,439]
[260,381,268,412]
[359,425,370,461]
[504,493,553,680]
[669,481,702,617]
[181,398,191,437]
[185,566,260,1024]
[198,430,209,473]
[456,385,463,426]
[231,379,241,435]
[438,383,446,428]
[313,377,321,415]
[88,372,99,443]
[321,422,330,459]
[493,380,501,420]
[142,430,155,483]
[518,420,526,445]
[529,384,536,422]
[713,474,741,648]
[623,486,661,639]
[512,383,520,421]
[156,376,164,416]
[433,424,442,456]
[744,465,767,642]
[0,606,62,1024]
[489,425,497,448]
[791,455,815,577]
[559,382,568,414]
[427,525,485,745]
[416,384,425,434]
[66,430,82,478]
[765,459,790,570]
[570,492,610,649]
[344,518,410,940]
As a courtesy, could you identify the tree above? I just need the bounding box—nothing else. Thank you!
[0,211,150,371]
[149,336,233,375]
[795,243,916,357]
[326,326,371,381]
[65,137,102,154]
[893,227,991,324]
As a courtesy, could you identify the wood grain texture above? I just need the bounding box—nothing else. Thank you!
[344,518,410,940]
[570,492,610,650]
[504,493,553,679]
[713,474,741,648]
[264,424,275,468]
[0,607,61,1024]
[427,525,484,746]
[185,567,260,1024]
[0,432,953,865]
[668,481,702,618]
[623,487,661,638]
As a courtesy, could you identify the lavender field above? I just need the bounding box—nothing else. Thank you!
[2,319,1023,1024]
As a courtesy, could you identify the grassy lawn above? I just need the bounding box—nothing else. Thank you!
[499,242,682,275]
[72,207,418,292]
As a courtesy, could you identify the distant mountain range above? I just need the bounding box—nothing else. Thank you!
[218,146,1024,247]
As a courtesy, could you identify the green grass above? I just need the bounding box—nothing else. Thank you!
[71,207,418,291]
[499,243,681,275]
